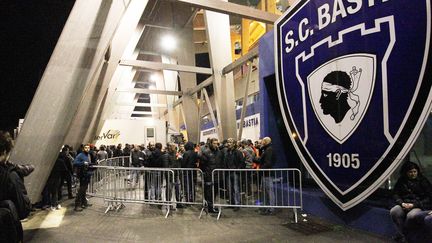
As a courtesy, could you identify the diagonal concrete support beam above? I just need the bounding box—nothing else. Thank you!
[10,0,140,202]
[85,1,149,144]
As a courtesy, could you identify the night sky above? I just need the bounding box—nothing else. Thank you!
[0,0,75,133]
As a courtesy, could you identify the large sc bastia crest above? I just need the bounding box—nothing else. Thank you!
[275,0,432,210]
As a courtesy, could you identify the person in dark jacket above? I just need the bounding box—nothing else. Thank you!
[182,141,198,202]
[143,142,154,167]
[48,147,71,210]
[390,161,432,242]
[67,145,76,159]
[113,144,123,158]
[131,145,145,167]
[149,143,163,168]
[199,138,224,213]
[142,143,153,196]
[58,146,74,200]
[182,142,197,169]
[130,145,145,186]
[108,145,116,158]
[89,145,97,167]
[123,144,131,167]
[73,145,95,211]
[161,143,180,168]
[223,138,245,209]
[161,143,181,204]
[0,131,32,242]
[147,143,164,200]
[256,137,276,214]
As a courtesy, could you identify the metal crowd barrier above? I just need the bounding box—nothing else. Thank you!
[87,157,131,198]
[170,168,206,218]
[212,169,302,221]
[87,165,108,198]
[88,157,129,197]
[85,163,300,220]
[85,162,207,218]
[102,167,175,218]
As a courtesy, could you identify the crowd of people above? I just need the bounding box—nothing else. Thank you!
[59,137,276,214]
[22,136,275,215]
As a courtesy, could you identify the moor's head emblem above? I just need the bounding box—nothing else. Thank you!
[320,67,362,124]
[307,55,375,144]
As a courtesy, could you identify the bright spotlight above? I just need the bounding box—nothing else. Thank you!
[150,74,158,82]
[161,35,177,51]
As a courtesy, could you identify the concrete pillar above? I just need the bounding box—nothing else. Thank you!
[204,8,237,140]
[176,28,199,143]
[10,0,138,202]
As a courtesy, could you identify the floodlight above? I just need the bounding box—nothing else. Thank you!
[161,35,176,51]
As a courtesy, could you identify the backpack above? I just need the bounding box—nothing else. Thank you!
[0,166,31,220]
[0,200,23,243]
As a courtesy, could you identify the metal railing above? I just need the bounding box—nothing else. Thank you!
[86,164,206,218]
[170,168,206,218]
[87,165,108,198]
[102,167,175,218]
[85,159,302,221]
[87,157,130,197]
[212,169,302,221]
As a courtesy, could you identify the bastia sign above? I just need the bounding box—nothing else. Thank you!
[275,0,432,210]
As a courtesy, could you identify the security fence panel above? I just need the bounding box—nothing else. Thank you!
[170,168,206,218]
[87,166,175,218]
[87,165,108,198]
[212,169,302,221]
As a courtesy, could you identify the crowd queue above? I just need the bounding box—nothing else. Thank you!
[64,137,276,214]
